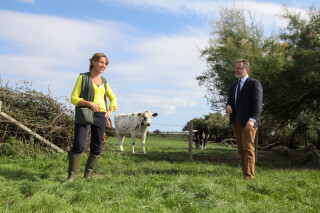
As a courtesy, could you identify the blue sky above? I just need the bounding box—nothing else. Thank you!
[0,0,316,132]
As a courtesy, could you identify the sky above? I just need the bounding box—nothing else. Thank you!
[0,0,316,132]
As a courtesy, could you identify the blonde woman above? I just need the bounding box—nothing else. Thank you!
[66,53,117,182]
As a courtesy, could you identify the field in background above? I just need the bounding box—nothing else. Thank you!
[0,135,319,213]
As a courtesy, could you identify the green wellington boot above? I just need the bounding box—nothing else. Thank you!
[65,152,82,183]
[83,154,100,178]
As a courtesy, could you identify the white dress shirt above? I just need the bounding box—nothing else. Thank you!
[236,75,256,123]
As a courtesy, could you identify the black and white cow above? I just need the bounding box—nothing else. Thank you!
[194,123,210,150]
[114,111,158,154]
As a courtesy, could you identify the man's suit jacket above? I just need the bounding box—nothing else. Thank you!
[227,77,263,127]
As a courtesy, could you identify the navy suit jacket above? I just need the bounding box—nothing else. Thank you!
[227,77,263,127]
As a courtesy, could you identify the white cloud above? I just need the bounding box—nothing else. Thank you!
[17,0,35,4]
[112,31,208,87]
[0,9,136,81]
[0,9,208,116]
[103,0,276,16]
[103,0,307,34]
[0,10,134,60]
[1,1,311,131]
[106,30,209,114]
[104,0,219,16]
[114,86,201,114]
[1,1,306,120]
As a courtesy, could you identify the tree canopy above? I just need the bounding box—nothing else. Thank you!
[198,5,320,125]
[183,112,233,142]
[197,5,320,147]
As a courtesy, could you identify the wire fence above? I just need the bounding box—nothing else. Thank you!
[0,120,189,141]
[0,98,196,154]
[0,100,236,144]
[5,110,185,132]
[2,81,319,165]
[0,82,233,159]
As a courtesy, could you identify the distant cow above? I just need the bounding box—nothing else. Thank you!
[114,111,158,154]
[194,123,210,150]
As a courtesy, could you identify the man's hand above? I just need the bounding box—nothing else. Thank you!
[226,105,233,114]
[245,120,254,131]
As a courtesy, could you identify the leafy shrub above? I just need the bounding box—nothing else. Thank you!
[0,77,74,152]
[0,136,55,158]
[153,129,161,134]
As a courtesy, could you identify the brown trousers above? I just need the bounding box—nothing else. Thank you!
[233,116,258,179]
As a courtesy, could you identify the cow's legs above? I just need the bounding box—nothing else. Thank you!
[200,133,204,151]
[195,135,200,149]
[202,132,205,151]
[141,136,146,154]
[130,132,136,154]
[118,136,125,152]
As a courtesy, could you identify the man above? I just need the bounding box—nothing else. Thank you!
[226,59,263,179]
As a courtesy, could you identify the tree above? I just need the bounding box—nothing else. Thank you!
[183,112,233,142]
[197,5,266,110]
[265,6,320,123]
[153,129,161,134]
[263,6,320,147]
[198,5,320,147]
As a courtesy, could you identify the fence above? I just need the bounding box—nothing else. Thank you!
[0,98,265,164]
[0,100,200,159]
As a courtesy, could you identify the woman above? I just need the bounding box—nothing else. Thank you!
[66,53,117,182]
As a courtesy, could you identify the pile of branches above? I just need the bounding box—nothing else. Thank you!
[0,78,74,150]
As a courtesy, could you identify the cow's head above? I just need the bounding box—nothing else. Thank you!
[138,111,158,126]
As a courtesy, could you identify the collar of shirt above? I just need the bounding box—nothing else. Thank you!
[239,75,249,88]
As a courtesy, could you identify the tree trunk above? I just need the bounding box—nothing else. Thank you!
[288,132,295,149]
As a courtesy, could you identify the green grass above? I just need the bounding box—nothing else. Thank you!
[0,135,319,212]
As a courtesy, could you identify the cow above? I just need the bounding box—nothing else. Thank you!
[114,111,158,154]
[194,123,210,150]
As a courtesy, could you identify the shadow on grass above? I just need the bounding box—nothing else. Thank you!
[105,137,318,170]
[116,147,318,171]
[0,167,48,181]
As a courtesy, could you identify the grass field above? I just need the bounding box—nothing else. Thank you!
[0,135,319,213]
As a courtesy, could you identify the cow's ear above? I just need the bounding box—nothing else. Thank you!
[138,113,142,117]
[152,113,158,117]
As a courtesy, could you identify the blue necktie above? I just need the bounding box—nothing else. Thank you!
[235,80,241,112]
[236,80,241,103]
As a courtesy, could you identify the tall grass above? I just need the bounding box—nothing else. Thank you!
[0,135,319,212]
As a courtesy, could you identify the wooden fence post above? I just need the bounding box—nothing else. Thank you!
[188,119,193,162]
[0,103,64,153]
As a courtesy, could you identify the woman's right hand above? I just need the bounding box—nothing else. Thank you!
[89,102,101,112]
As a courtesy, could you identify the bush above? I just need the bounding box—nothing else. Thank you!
[0,136,55,158]
[0,77,74,152]
[153,129,161,134]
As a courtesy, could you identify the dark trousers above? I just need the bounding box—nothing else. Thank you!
[71,112,106,155]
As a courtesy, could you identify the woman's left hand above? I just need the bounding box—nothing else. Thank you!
[105,110,113,118]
